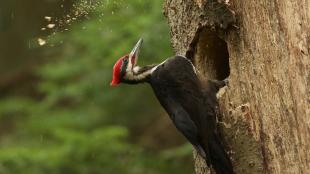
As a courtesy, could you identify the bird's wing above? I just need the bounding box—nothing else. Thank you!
[159,95,208,159]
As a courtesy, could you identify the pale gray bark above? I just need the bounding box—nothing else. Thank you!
[164,0,310,173]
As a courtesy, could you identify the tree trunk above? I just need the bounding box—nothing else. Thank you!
[164,0,309,173]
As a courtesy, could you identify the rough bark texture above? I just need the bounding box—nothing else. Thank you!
[164,0,309,173]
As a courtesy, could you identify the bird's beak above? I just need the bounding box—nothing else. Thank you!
[129,38,143,67]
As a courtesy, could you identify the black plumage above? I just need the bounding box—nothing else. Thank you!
[113,53,234,174]
[149,56,233,174]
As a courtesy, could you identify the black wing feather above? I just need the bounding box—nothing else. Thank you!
[149,56,233,173]
[157,95,208,159]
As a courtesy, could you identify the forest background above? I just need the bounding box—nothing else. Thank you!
[0,0,194,173]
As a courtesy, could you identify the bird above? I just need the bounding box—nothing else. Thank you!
[110,38,234,174]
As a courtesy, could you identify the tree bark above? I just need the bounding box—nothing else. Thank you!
[164,0,309,173]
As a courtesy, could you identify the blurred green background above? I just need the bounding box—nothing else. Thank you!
[0,0,194,174]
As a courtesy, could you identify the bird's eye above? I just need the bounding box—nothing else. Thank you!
[122,58,129,68]
[120,58,129,77]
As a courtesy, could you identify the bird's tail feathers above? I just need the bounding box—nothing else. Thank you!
[208,133,234,174]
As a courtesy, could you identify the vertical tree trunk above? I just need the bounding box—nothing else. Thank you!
[164,0,309,173]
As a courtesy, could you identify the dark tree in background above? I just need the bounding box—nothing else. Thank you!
[164,0,309,173]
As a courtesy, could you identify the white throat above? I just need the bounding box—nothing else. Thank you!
[123,56,196,83]
[124,66,157,81]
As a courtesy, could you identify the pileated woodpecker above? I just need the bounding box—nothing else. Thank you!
[111,39,234,174]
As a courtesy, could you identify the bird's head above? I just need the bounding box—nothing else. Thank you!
[110,38,143,86]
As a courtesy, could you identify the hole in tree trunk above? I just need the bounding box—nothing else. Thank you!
[193,28,230,80]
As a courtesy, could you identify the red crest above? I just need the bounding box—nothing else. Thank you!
[110,56,126,86]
